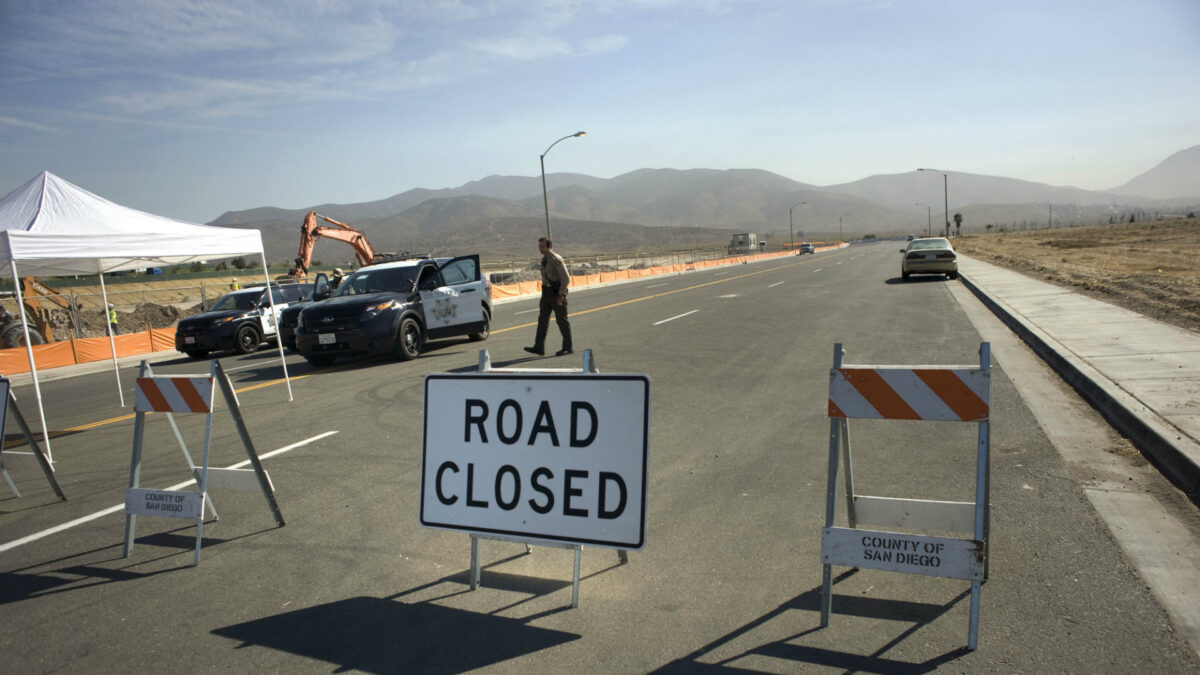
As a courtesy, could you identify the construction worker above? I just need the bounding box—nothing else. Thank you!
[107,303,119,335]
[230,277,241,290]
[330,268,344,290]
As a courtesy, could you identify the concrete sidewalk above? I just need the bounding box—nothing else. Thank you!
[959,254,1200,498]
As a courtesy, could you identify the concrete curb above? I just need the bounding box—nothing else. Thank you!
[960,273,1200,498]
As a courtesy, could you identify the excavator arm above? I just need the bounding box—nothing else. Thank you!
[291,211,377,278]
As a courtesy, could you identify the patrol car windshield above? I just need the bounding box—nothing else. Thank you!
[210,291,261,312]
[334,267,418,296]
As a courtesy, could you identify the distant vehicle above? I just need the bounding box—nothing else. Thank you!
[900,237,958,281]
[907,234,916,241]
[798,242,815,255]
[294,254,490,367]
[174,283,312,358]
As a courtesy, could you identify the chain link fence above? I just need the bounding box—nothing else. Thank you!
[0,282,238,344]
[1,247,736,345]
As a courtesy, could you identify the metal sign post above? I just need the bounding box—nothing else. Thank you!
[0,377,66,500]
[123,359,284,566]
[819,343,991,650]
[420,348,647,607]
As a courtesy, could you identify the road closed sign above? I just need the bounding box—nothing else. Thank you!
[421,373,650,549]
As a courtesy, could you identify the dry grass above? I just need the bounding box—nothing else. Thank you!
[954,219,1200,333]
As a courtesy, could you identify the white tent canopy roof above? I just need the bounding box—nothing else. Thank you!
[0,171,263,277]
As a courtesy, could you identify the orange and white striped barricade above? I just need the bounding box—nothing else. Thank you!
[0,377,67,500]
[820,343,991,650]
[123,359,284,566]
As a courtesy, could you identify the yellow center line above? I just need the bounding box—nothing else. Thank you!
[17,253,839,442]
[492,254,832,333]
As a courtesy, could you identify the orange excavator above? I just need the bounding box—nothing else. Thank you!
[288,211,378,280]
[0,277,77,347]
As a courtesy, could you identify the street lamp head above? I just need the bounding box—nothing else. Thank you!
[573,131,587,137]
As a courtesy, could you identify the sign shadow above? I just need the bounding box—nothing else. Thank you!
[212,596,580,674]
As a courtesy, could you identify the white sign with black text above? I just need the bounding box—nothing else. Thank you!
[421,373,650,549]
[125,488,204,520]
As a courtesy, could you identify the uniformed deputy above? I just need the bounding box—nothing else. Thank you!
[524,236,573,356]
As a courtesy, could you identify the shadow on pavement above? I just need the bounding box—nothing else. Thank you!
[212,596,580,674]
[653,571,972,673]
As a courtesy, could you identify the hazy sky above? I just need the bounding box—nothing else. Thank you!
[2,0,1197,223]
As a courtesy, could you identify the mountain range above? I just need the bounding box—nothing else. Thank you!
[211,145,1200,264]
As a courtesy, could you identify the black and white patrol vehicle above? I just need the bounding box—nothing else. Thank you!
[294,254,491,367]
[174,283,311,359]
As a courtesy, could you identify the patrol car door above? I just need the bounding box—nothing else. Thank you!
[419,255,484,331]
[257,288,288,336]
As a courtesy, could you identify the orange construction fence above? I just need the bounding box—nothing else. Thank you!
[489,248,823,299]
[2,245,845,374]
[0,328,178,375]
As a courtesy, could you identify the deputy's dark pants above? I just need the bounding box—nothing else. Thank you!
[534,292,571,351]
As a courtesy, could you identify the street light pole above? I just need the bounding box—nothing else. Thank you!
[839,212,850,243]
[915,202,931,236]
[789,201,806,250]
[540,131,587,240]
[917,168,949,237]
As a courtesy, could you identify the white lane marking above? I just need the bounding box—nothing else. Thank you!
[654,310,699,326]
[646,283,669,289]
[513,308,538,315]
[223,361,266,373]
[768,281,785,288]
[712,271,728,276]
[0,431,338,553]
[813,268,822,273]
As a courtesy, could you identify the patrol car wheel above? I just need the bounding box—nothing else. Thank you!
[468,309,490,342]
[234,324,261,354]
[394,316,422,361]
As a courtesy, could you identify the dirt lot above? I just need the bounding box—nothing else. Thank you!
[953,218,1200,333]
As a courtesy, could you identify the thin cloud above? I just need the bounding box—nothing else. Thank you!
[0,116,64,133]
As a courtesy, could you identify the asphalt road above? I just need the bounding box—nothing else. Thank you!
[2,242,1197,672]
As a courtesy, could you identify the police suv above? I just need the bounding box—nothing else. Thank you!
[294,254,491,367]
[175,283,312,359]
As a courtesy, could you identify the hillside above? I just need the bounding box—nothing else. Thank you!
[206,147,1200,265]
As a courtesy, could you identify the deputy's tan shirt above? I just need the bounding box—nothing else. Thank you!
[541,250,570,298]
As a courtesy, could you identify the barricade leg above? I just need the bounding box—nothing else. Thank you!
[6,390,66,500]
[2,464,18,497]
[470,535,481,590]
[821,343,846,627]
[820,416,841,627]
[571,545,581,608]
[840,418,856,529]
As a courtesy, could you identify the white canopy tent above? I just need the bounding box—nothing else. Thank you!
[0,171,293,461]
